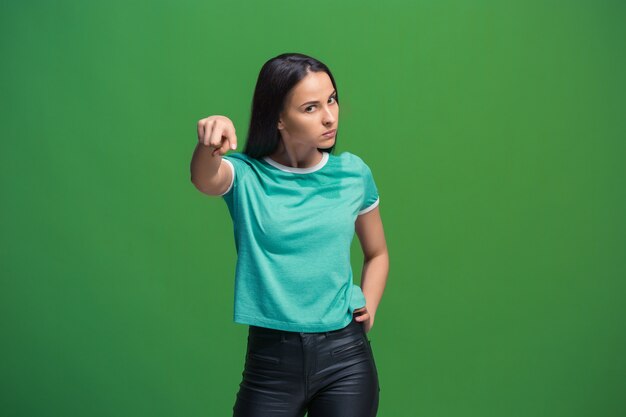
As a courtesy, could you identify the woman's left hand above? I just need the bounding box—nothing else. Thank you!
[353,306,374,333]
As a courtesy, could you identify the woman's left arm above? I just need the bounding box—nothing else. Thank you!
[354,206,389,333]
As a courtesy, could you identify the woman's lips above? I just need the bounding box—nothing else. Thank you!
[322,129,336,137]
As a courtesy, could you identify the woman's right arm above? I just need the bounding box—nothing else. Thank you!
[190,115,238,196]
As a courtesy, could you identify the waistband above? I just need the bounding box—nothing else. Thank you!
[249,317,363,341]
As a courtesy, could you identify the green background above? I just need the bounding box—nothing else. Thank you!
[2,0,625,416]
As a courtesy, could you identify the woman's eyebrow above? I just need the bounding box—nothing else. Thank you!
[300,90,337,107]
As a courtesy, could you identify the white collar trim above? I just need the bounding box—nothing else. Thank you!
[263,152,329,174]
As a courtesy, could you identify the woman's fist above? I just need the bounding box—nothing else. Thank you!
[197,115,238,156]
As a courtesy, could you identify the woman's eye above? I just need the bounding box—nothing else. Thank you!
[305,96,337,113]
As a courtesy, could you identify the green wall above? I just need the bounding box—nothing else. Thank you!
[2,1,624,416]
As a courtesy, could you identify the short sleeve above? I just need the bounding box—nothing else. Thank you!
[219,153,251,206]
[219,158,235,196]
[358,162,380,215]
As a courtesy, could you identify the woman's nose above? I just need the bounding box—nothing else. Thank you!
[323,107,336,124]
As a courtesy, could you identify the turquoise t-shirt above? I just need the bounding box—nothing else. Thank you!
[220,150,380,332]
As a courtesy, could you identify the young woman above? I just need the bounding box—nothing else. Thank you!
[190,52,389,417]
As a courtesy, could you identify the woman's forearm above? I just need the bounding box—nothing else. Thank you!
[360,251,389,319]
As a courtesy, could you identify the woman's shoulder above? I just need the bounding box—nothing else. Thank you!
[221,152,262,180]
[332,151,369,170]
[223,151,263,166]
[223,151,249,161]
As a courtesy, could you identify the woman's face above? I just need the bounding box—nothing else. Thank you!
[277,70,338,149]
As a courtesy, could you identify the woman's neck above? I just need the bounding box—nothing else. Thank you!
[269,143,323,169]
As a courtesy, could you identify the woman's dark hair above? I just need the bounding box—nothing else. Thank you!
[242,53,339,158]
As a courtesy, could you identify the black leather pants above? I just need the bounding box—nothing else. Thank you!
[233,317,380,417]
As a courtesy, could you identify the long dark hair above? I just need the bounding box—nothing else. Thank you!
[242,53,339,158]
